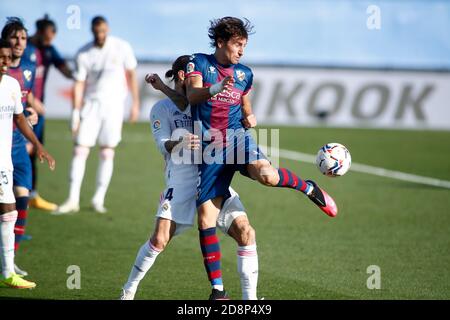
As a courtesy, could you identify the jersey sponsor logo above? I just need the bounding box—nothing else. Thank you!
[152,119,161,131]
[187,62,195,74]
[23,70,32,82]
[210,89,241,104]
[236,70,245,81]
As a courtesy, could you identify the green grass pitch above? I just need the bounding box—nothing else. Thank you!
[1,120,449,300]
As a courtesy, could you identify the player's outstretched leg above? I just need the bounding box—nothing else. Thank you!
[247,160,338,217]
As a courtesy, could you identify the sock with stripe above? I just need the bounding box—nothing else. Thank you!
[199,227,224,291]
[14,196,29,251]
[0,211,18,278]
[276,168,313,195]
[237,244,258,300]
[123,241,162,293]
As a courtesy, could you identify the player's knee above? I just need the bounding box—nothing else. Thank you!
[150,234,169,251]
[74,145,90,159]
[235,222,256,246]
[100,148,115,160]
[258,165,279,186]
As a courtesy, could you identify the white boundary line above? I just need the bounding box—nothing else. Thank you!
[268,147,450,190]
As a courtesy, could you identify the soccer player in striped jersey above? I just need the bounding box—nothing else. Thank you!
[185,17,338,298]
[120,56,259,300]
[0,38,55,289]
[23,15,73,211]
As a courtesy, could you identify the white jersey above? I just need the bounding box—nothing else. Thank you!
[150,98,246,233]
[150,98,197,186]
[74,36,137,102]
[0,75,24,170]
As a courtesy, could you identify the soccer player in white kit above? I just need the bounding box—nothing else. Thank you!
[0,39,55,288]
[56,16,140,214]
[120,56,259,300]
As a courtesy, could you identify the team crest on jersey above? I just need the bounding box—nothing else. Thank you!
[187,62,195,74]
[236,70,245,81]
[208,66,216,73]
[153,119,161,131]
[23,70,32,82]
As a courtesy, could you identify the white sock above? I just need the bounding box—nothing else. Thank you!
[237,244,258,300]
[123,241,162,293]
[68,146,90,203]
[0,211,18,278]
[92,148,114,206]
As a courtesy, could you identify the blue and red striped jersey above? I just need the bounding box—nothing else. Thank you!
[23,42,65,102]
[185,53,253,138]
[8,59,36,148]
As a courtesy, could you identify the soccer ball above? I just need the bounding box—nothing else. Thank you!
[316,143,351,177]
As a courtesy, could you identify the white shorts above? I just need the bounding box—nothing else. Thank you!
[155,186,246,236]
[77,98,125,148]
[0,168,15,204]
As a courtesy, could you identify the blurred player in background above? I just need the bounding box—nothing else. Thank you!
[0,38,55,289]
[1,17,49,276]
[185,17,338,298]
[55,16,140,214]
[120,56,258,300]
[23,14,73,212]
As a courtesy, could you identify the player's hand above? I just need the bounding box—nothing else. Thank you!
[209,75,234,96]
[71,109,81,139]
[242,114,257,128]
[36,145,56,171]
[180,133,200,150]
[25,107,38,126]
[145,73,165,91]
[222,75,235,92]
[129,101,140,123]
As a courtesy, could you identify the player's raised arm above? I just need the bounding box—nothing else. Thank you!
[13,113,55,170]
[146,73,188,111]
[185,74,234,106]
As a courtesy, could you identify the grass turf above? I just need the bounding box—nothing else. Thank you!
[1,120,449,300]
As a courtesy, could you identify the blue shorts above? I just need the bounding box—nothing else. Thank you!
[12,145,32,190]
[196,129,267,207]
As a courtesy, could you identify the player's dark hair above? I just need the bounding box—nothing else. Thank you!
[0,38,12,49]
[208,17,254,48]
[91,16,108,27]
[1,17,27,40]
[165,55,191,82]
[36,14,56,33]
